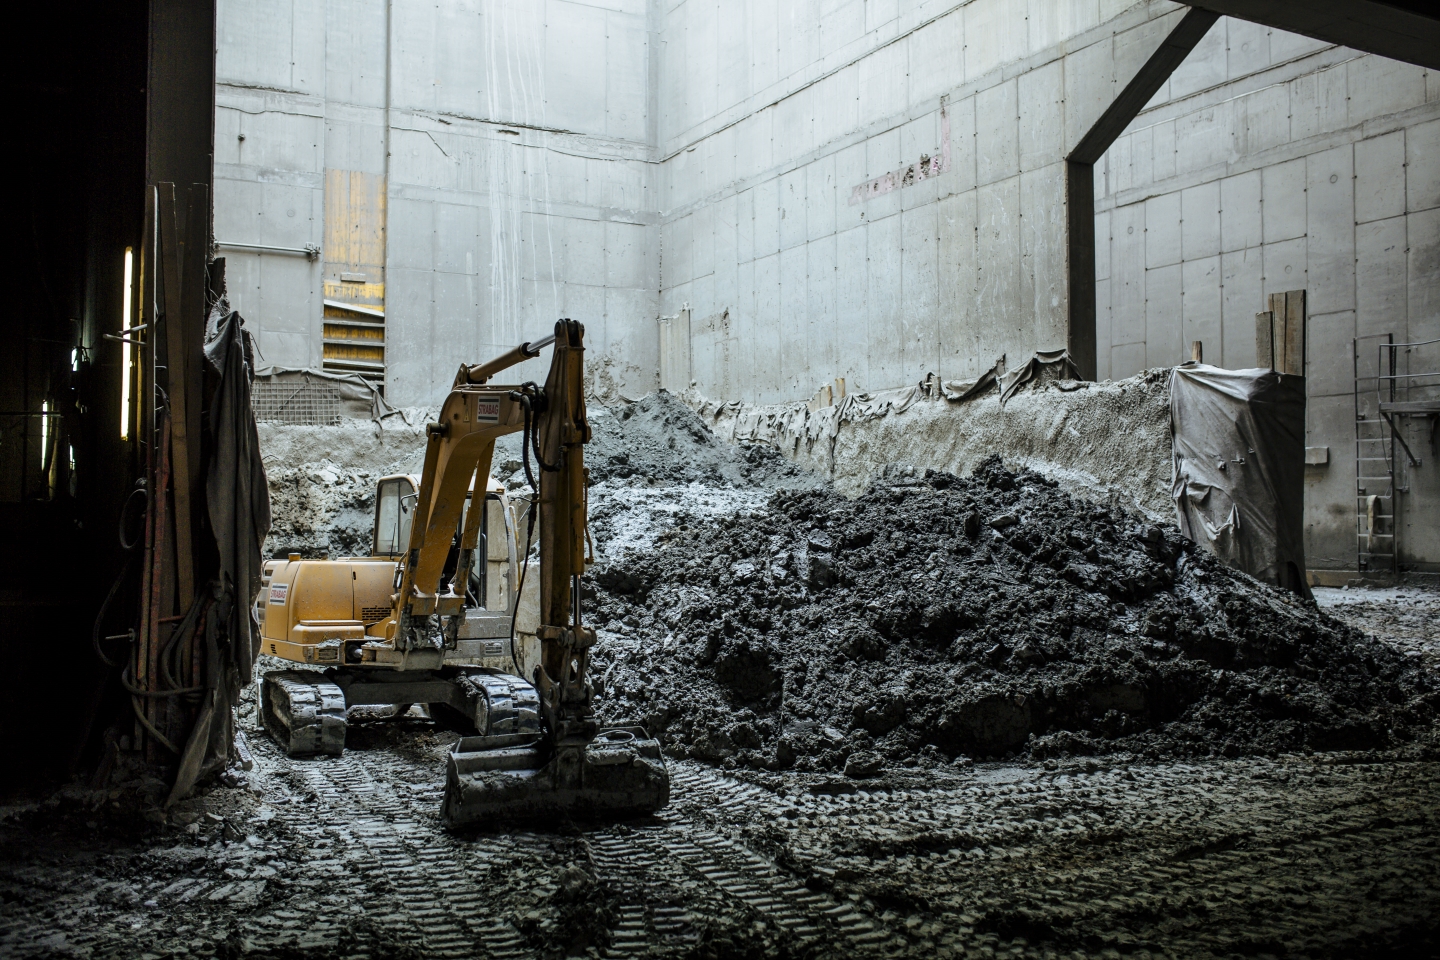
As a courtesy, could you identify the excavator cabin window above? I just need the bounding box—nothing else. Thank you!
[373,478,416,558]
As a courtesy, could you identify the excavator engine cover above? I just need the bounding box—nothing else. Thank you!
[442,725,670,826]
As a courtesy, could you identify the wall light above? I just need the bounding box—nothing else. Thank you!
[120,247,133,440]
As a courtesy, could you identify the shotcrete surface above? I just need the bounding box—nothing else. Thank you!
[689,371,1174,519]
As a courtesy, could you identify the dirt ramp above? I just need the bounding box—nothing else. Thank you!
[589,456,1439,775]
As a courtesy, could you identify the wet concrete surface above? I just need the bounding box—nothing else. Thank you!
[3,666,1438,958]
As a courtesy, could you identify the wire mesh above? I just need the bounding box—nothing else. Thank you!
[251,379,342,426]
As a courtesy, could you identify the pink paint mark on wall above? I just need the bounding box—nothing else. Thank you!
[848,102,951,206]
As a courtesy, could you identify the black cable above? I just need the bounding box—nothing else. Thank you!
[91,559,134,668]
[160,594,211,693]
[118,485,147,552]
[509,393,541,676]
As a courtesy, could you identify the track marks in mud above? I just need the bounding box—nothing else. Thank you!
[296,749,885,958]
[6,741,1439,958]
[672,759,1440,957]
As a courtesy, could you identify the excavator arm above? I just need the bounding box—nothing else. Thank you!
[388,320,595,742]
[409,320,669,825]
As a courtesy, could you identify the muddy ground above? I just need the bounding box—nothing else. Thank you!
[3,674,1438,959]
[4,396,1439,957]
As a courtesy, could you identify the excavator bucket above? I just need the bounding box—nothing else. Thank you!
[442,725,670,826]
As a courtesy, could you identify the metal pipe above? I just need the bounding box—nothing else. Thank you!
[215,241,321,260]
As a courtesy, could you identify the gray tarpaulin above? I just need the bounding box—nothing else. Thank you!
[253,366,400,421]
[1170,363,1311,599]
[168,308,273,802]
[209,310,273,681]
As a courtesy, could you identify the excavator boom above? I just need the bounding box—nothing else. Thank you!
[439,321,668,825]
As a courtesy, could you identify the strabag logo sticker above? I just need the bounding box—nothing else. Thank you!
[474,397,501,423]
[269,583,289,605]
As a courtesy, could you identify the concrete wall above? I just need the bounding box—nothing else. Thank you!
[1095,18,1440,574]
[655,0,1191,404]
[214,0,661,404]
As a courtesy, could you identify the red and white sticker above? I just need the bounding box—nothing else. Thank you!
[269,583,289,605]
[474,397,500,423]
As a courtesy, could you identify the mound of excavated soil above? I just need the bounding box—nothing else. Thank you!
[588,456,1440,774]
[541,390,819,489]
[262,391,817,560]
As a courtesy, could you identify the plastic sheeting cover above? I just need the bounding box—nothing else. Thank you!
[1170,363,1310,598]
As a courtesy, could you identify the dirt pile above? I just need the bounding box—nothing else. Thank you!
[578,393,824,564]
[583,391,816,488]
[588,456,1440,774]
[261,391,816,561]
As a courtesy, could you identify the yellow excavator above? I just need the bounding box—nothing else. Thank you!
[255,320,669,823]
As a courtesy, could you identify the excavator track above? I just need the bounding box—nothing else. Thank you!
[451,670,542,737]
[261,671,347,757]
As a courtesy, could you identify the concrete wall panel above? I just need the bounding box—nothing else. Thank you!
[753,252,782,400]
[938,190,979,376]
[975,177,1022,362]
[1181,181,1220,262]
[1355,216,1407,339]
[1225,18,1269,81]
[754,177,781,260]
[1409,119,1440,214]
[779,168,808,251]
[1144,192,1181,269]
[1261,158,1306,243]
[1181,256,1221,363]
[835,224,870,389]
[1110,202,1146,347]
[1021,165,1067,347]
[1306,310,1356,397]
[1219,246,1262,367]
[1018,61,1064,175]
[1347,53,1427,128]
[1111,341,1146,379]
[1355,132,1407,225]
[1220,171,1262,253]
[1304,393,1359,570]
[780,243,810,396]
[902,203,940,378]
[1144,262,1181,368]
[867,214,904,390]
[807,234,839,385]
[975,80,1019,187]
[1410,207,1440,344]
[1305,145,1355,318]
[1261,237,1307,305]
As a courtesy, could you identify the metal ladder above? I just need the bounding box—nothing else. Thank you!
[1354,335,1397,574]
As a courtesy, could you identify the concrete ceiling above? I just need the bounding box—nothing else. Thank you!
[1191,0,1440,71]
